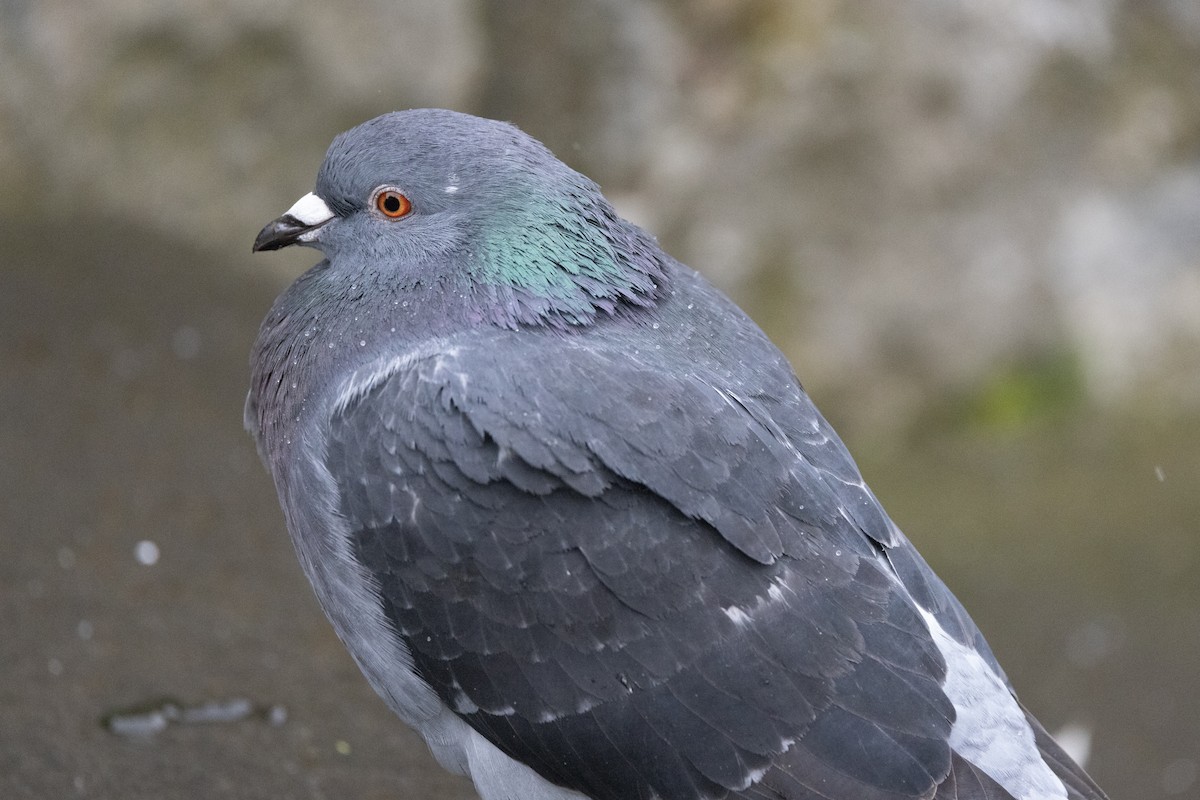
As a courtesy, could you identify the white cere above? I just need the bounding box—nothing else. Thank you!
[284,192,334,226]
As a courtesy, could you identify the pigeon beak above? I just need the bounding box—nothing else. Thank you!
[252,192,336,252]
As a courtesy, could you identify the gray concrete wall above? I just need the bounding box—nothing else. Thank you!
[2,0,1197,430]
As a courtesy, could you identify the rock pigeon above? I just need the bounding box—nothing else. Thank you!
[247,109,1108,800]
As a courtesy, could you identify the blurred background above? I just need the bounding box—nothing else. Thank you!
[1,1,1197,798]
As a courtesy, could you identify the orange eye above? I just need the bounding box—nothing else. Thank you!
[374,189,412,218]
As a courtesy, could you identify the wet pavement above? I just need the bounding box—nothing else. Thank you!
[2,216,1196,798]
[1,218,474,799]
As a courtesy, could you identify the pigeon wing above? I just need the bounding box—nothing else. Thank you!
[323,335,1096,800]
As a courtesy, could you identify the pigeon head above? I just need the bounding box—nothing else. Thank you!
[253,109,667,328]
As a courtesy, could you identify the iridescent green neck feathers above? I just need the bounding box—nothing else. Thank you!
[469,182,667,328]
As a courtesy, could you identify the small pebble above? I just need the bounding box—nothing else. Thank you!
[134,540,159,566]
[266,704,289,727]
[103,697,286,736]
[105,708,171,736]
[180,697,253,724]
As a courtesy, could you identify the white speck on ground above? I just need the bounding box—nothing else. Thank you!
[134,540,160,566]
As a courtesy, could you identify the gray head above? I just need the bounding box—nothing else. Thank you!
[254,109,666,327]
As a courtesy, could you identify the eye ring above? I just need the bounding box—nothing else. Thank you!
[373,188,412,219]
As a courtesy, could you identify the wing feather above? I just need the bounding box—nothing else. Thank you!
[322,331,1074,800]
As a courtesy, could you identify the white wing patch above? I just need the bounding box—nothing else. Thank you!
[721,575,792,631]
[466,727,591,800]
[722,605,753,627]
[919,608,1068,800]
[332,340,461,417]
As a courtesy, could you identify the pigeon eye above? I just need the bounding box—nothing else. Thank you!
[374,189,412,219]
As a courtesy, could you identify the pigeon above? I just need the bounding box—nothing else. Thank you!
[247,109,1107,800]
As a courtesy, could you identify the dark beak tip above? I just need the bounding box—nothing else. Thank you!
[252,215,311,254]
[251,225,282,253]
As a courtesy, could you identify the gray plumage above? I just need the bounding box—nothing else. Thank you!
[247,109,1108,800]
